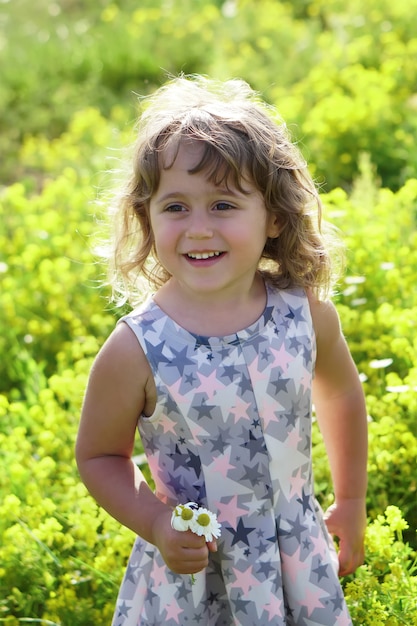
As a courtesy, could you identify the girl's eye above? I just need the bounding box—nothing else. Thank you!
[214,202,234,211]
[165,204,185,213]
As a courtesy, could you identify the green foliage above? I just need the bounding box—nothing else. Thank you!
[2,0,417,188]
[0,107,127,397]
[313,156,417,545]
[0,389,134,625]
[1,1,417,622]
[344,506,417,625]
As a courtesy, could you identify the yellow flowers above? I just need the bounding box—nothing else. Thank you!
[343,507,417,624]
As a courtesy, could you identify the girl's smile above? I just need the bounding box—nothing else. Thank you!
[184,250,226,269]
[185,251,224,260]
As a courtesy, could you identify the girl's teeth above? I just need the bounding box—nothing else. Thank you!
[188,252,221,259]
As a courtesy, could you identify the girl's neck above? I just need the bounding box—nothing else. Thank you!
[153,274,268,337]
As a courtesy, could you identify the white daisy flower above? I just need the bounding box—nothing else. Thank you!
[189,507,221,542]
[170,503,196,532]
[170,503,221,585]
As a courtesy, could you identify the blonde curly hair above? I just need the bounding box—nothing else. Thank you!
[108,75,341,305]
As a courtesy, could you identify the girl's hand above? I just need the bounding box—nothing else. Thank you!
[324,498,367,576]
[151,509,217,574]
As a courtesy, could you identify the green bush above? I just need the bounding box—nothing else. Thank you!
[344,506,417,625]
[0,106,126,397]
[2,0,417,188]
[313,156,417,542]
[0,388,134,625]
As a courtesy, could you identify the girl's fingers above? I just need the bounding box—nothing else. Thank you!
[338,539,364,576]
[178,530,207,548]
[207,539,218,552]
[169,546,210,574]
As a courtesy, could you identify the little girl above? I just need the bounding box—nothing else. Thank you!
[76,76,367,626]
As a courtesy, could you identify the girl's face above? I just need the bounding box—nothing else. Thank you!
[149,140,279,302]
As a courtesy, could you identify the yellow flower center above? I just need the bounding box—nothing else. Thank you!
[197,513,211,527]
[180,507,194,521]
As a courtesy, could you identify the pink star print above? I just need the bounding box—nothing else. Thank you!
[160,416,178,435]
[151,559,169,587]
[167,377,188,407]
[208,445,235,476]
[260,396,284,430]
[231,564,262,596]
[262,598,284,620]
[303,586,326,617]
[164,598,183,623]
[281,545,310,585]
[287,427,302,449]
[310,532,329,560]
[270,342,294,374]
[197,369,225,401]
[289,468,305,499]
[228,396,252,422]
[335,609,352,625]
[214,494,249,527]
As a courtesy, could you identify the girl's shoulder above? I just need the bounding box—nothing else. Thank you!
[81,318,155,434]
[305,289,342,345]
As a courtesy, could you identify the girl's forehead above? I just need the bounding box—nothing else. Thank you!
[154,134,257,195]
[159,138,205,170]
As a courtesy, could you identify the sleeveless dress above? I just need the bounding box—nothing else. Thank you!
[111,284,353,626]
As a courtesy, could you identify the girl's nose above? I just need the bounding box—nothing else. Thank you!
[185,213,214,239]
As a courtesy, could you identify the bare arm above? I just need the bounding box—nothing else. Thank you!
[309,294,368,576]
[75,323,215,574]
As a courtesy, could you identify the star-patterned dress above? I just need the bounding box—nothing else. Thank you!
[111,284,353,626]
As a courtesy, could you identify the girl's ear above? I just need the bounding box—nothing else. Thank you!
[267,215,281,239]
